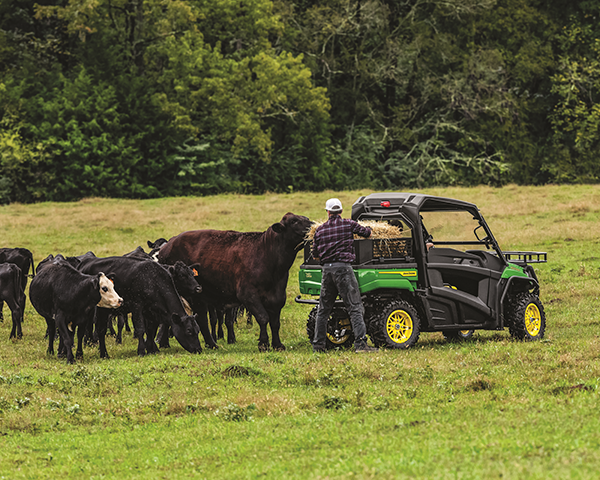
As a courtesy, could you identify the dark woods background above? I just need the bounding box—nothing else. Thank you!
[0,0,598,203]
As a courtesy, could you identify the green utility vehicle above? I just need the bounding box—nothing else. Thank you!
[296,193,547,349]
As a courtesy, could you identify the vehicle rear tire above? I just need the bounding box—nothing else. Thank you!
[443,329,475,342]
[505,292,546,341]
[306,306,355,350]
[367,299,420,349]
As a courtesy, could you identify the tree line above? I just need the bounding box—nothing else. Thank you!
[1,0,599,203]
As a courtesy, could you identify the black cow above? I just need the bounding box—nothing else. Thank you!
[77,256,209,357]
[122,246,202,346]
[113,247,155,340]
[147,238,168,260]
[157,212,312,351]
[123,246,152,261]
[36,253,80,274]
[29,260,123,363]
[0,263,24,339]
[123,247,205,349]
[0,248,33,322]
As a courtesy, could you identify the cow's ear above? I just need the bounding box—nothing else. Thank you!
[271,222,286,234]
[172,313,183,325]
[106,273,116,283]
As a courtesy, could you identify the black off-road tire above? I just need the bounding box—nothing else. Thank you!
[505,292,546,341]
[366,299,420,349]
[443,329,475,342]
[306,306,355,350]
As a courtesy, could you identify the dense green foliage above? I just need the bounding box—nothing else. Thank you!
[1,0,599,202]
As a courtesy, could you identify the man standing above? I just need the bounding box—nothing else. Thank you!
[312,198,378,353]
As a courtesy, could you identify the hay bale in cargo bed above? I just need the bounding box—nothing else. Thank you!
[305,220,404,241]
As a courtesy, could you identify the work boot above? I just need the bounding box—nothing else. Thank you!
[354,340,378,353]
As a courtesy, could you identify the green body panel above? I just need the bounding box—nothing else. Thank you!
[299,268,418,296]
[501,262,529,279]
[298,269,323,295]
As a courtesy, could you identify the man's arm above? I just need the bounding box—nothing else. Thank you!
[311,231,320,261]
[351,220,371,238]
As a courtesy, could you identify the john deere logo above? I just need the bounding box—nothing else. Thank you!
[305,273,312,278]
[378,270,417,277]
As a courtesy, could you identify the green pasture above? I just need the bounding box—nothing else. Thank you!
[1,185,600,479]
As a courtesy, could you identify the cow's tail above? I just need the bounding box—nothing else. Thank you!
[27,251,35,278]
[14,266,23,302]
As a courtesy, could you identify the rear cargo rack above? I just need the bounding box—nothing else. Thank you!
[503,251,547,264]
[302,238,414,266]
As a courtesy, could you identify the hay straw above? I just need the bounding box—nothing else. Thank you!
[306,220,404,240]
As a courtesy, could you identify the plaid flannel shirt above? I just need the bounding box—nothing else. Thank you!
[312,215,371,264]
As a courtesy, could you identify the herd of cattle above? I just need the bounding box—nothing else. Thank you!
[0,213,313,363]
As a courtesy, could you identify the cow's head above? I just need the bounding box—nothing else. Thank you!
[168,261,202,298]
[271,213,312,250]
[148,238,168,261]
[96,273,123,309]
[171,313,202,353]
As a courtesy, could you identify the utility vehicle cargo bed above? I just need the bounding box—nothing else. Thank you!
[303,238,413,266]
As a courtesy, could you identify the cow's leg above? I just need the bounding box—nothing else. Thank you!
[45,316,55,355]
[144,316,160,354]
[7,297,22,340]
[195,302,218,349]
[95,308,111,359]
[208,306,219,343]
[116,312,126,344]
[157,323,171,349]
[241,297,271,351]
[55,312,75,364]
[217,308,224,340]
[76,324,86,360]
[0,299,4,322]
[107,314,117,337]
[130,306,147,356]
[76,309,94,360]
[225,308,236,344]
[57,336,65,358]
[268,308,285,351]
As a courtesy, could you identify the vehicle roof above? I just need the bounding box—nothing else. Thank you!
[359,192,477,209]
[352,193,480,221]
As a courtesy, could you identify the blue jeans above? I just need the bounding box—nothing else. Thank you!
[313,263,367,348]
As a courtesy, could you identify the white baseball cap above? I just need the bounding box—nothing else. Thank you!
[325,198,343,212]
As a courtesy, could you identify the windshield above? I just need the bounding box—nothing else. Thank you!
[420,211,489,250]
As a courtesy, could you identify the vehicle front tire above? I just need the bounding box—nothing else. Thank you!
[367,299,420,349]
[505,292,546,341]
[306,306,355,350]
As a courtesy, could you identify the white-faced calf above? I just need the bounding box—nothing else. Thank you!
[30,260,122,364]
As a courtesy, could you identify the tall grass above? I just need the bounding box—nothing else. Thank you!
[1,185,600,479]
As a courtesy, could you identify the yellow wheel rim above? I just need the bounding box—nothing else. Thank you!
[386,309,413,344]
[524,303,541,337]
[327,317,352,345]
[460,330,472,336]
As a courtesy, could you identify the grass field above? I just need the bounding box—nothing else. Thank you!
[1,185,600,479]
